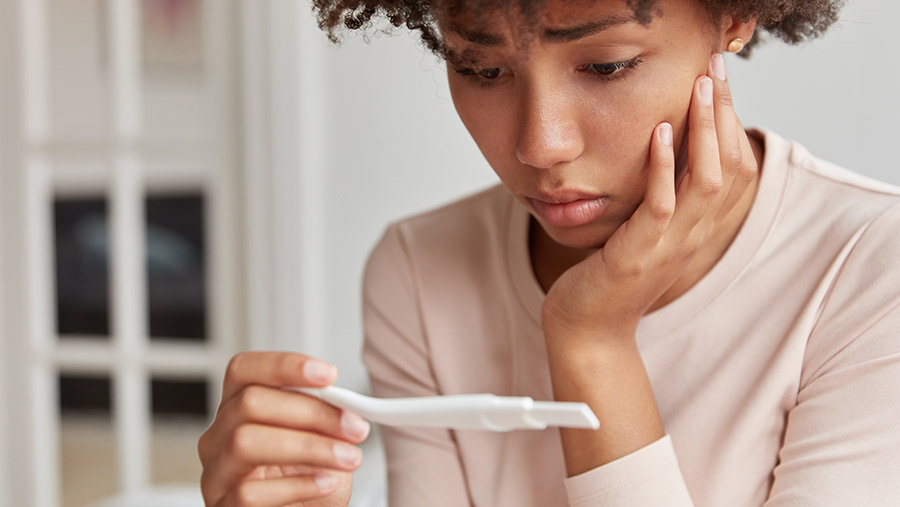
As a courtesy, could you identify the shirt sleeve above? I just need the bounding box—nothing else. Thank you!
[361,224,472,507]
[765,202,900,505]
[567,203,900,507]
[564,435,694,506]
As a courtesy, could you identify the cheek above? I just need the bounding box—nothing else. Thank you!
[582,68,695,171]
[578,94,665,181]
[450,84,520,176]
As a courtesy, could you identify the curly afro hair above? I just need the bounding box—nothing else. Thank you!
[310,0,846,58]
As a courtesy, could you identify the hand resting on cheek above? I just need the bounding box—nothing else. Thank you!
[542,53,760,477]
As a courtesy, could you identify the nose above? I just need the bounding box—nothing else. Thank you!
[515,85,585,169]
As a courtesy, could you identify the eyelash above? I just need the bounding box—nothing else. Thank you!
[453,56,643,88]
[452,67,509,88]
[578,57,643,82]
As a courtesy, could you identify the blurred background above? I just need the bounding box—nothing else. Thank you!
[0,1,897,506]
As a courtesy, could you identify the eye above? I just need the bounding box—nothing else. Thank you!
[578,57,643,81]
[453,66,509,87]
[476,68,504,80]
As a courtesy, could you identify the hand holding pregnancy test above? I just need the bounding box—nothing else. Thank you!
[287,385,600,431]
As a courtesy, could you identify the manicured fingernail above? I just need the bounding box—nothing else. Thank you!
[700,77,713,105]
[303,359,336,383]
[333,442,362,467]
[711,53,726,81]
[341,410,371,440]
[659,123,672,146]
[314,472,336,491]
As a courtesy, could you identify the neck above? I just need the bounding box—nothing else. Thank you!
[531,131,764,310]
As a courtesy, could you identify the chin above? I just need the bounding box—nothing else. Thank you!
[541,221,617,251]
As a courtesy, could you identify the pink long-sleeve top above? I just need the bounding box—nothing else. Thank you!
[361,130,900,506]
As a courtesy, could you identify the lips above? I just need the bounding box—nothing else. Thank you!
[527,191,610,228]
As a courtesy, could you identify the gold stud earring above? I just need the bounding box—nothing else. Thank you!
[727,38,746,53]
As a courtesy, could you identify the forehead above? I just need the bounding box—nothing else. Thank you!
[435,0,636,31]
[436,0,645,58]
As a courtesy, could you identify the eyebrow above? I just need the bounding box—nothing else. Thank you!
[447,25,506,47]
[447,14,634,47]
[543,14,634,43]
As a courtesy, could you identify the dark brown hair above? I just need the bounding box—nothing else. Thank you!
[310,0,846,58]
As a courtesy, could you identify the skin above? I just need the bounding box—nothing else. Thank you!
[443,0,760,475]
[443,0,757,476]
[199,0,761,504]
[198,353,365,506]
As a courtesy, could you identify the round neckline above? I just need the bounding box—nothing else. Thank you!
[505,129,791,336]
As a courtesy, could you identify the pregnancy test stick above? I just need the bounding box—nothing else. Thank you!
[287,386,600,432]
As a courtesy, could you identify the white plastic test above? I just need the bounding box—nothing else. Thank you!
[288,386,600,432]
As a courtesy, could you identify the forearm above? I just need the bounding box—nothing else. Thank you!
[545,331,665,477]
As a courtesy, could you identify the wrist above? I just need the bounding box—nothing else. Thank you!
[540,294,642,337]
[543,335,664,475]
[541,314,639,349]
[544,332,641,379]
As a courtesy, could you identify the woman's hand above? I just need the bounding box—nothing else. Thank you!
[198,352,370,507]
[543,54,760,475]
[542,53,759,341]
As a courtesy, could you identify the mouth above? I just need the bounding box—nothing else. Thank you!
[526,191,610,228]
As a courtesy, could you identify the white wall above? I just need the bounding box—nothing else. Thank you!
[0,190,7,507]
[0,0,19,503]
[729,1,900,183]
[0,71,10,507]
[317,33,498,390]
[311,0,900,391]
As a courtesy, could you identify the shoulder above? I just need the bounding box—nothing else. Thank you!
[819,200,900,320]
[366,184,514,271]
[789,143,900,199]
[394,183,514,249]
[363,183,514,291]
[745,131,900,383]
[776,130,900,214]
[361,184,524,373]
[752,129,900,261]
[757,128,900,201]
[802,201,900,386]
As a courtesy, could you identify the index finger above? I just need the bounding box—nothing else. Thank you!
[221,352,338,404]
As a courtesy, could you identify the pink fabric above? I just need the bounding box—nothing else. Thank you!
[361,130,900,506]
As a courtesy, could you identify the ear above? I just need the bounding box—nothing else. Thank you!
[718,16,757,53]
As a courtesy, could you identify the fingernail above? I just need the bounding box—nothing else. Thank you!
[711,53,726,81]
[659,123,672,146]
[333,442,362,468]
[700,77,713,105]
[303,359,336,384]
[314,472,336,491]
[341,410,371,440]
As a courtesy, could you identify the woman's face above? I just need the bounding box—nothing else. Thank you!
[442,0,722,249]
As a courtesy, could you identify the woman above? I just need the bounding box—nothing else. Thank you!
[198,0,900,505]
